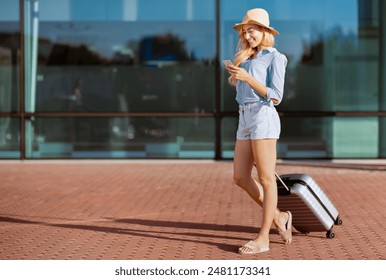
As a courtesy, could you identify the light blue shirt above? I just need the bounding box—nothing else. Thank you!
[236,47,287,106]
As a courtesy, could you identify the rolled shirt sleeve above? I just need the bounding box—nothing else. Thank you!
[266,53,287,105]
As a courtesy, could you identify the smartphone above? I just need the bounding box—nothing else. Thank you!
[222,60,233,67]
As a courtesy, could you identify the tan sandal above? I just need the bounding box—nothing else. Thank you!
[238,240,270,255]
[275,211,293,245]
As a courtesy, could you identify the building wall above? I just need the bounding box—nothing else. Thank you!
[0,0,385,159]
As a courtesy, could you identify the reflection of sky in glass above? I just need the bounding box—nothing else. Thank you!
[33,0,214,21]
[222,0,358,30]
[36,0,216,61]
[0,0,362,62]
[0,0,19,21]
[0,0,361,27]
[222,0,359,64]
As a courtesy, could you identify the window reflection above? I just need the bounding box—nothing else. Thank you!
[0,118,20,158]
[221,0,379,112]
[221,0,382,159]
[0,1,19,154]
[33,0,216,113]
[27,117,215,158]
[35,25,215,112]
[1,0,383,159]
[0,41,15,112]
[0,22,19,113]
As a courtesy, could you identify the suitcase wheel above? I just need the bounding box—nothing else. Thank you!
[335,216,343,226]
[326,230,335,239]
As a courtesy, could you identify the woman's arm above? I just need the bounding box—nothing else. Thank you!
[226,64,273,102]
[265,54,287,105]
[225,54,287,105]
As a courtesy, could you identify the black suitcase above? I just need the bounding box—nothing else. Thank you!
[275,173,343,238]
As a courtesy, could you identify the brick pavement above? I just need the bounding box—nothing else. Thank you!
[0,160,385,260]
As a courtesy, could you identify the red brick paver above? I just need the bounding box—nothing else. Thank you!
[0,160,385,260]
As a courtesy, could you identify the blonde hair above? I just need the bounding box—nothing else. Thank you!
[229,26,275,86]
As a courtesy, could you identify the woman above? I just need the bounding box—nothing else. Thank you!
[225,8,292,254]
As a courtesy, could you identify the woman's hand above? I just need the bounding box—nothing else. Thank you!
[225,64,269,100]
[225,64,250,83]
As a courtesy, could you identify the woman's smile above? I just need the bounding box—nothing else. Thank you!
[242,24,263,48]
[248,39,258,47]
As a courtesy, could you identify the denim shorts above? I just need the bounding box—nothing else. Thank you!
[236,102,281,140]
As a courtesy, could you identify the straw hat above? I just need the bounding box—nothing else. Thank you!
[233,8,279,35]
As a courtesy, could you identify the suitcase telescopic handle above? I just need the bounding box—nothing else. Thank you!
[275,172,290,191]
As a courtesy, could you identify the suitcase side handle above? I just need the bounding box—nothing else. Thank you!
[275,172,290,191]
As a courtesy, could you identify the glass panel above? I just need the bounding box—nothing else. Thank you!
[0,0,19,113]
[26,117,215,158]
[221,0,379,112]
[330,117,379,158]
[280,117,333,158]
[222,116,381,159]
[35,65,214,113]
[25,0,215,113]
[282,117,380,158]
[221,117,333,159]
[221,117,237,158]
[0,118,20,158]
[381,117,386,157]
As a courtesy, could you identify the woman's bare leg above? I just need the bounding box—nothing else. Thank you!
[237,139,281,253]
[233,139,262,203]
[233,139,291,243]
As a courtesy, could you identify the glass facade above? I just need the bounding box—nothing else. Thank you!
[0,0,385,159]
[0,0,20,158]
